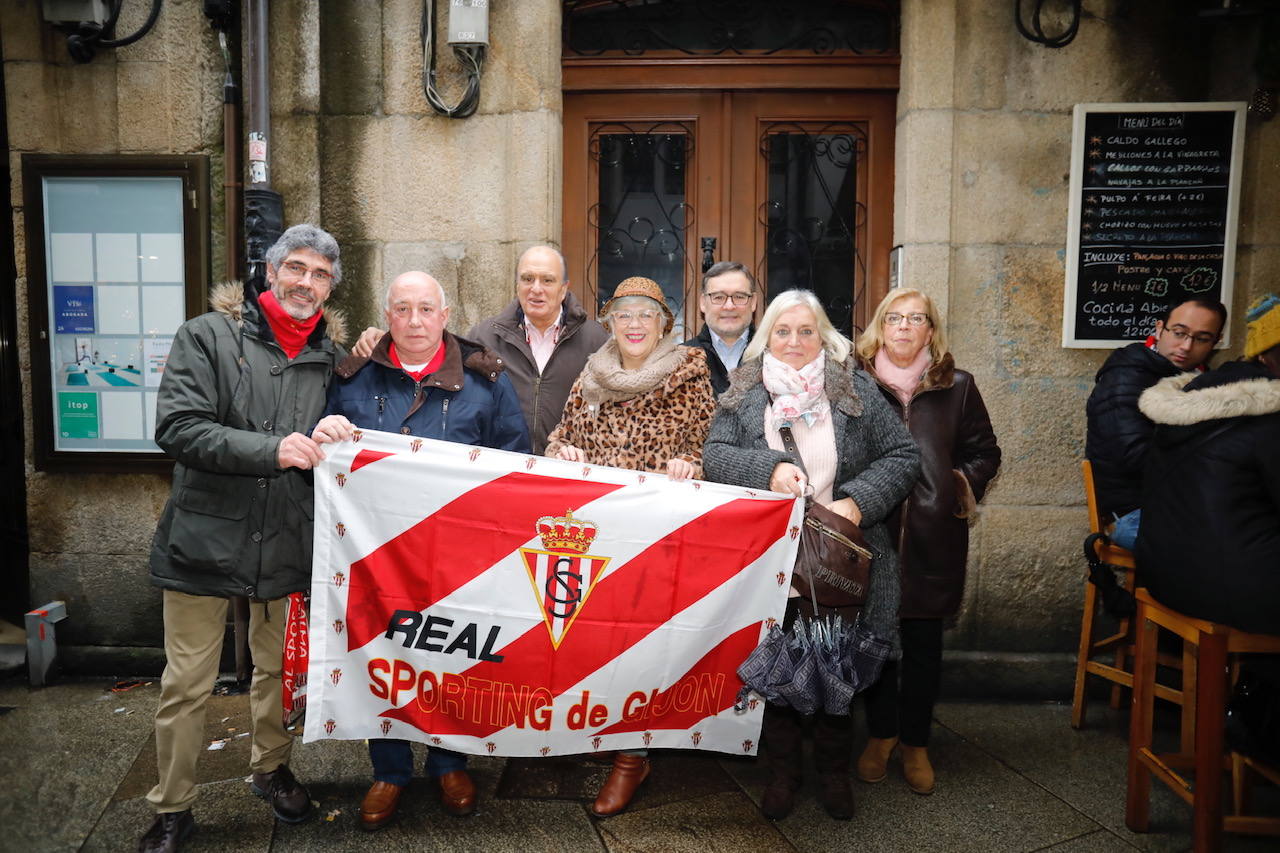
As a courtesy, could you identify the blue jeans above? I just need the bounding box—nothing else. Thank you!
[368,739,467,786]
[1110,509,1141,552]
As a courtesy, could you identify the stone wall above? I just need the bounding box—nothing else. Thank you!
[895,0,1278,695]
[299,0,564,336]
[5,0,1276,687]
[3,0,225,668]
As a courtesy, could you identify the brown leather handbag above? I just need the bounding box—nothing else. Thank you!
[779,425,874,607]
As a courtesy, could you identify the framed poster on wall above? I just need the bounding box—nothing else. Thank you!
[1061,102,1245,348]
[23,155,209,472]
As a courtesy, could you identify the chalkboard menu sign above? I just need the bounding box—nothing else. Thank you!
[1062,102,1245,348]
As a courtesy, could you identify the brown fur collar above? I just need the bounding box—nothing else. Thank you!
[720,354,864,418]
[210,280,349,346]
[920,352,956,391]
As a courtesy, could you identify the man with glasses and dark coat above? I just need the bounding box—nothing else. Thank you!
[140,225,348,853]
[683,261,759,396]
[1084,297,1226,550]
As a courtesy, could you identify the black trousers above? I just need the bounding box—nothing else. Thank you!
[862,617,944,747]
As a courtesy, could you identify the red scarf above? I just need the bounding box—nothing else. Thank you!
[258,290,322,359]
[389,340,446,381]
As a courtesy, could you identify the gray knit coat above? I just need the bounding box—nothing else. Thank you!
[702,355,921,652]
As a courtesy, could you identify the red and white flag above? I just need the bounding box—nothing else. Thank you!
[303,428,801,756]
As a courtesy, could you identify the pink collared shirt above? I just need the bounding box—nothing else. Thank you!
[525,309,563,373]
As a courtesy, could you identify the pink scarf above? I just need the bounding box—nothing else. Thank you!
[762,351,829,429]
[874,346,932,406]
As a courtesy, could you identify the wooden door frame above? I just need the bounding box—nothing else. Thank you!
[562,56,900,333]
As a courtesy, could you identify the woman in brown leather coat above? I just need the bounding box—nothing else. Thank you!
[853,288,1001,796]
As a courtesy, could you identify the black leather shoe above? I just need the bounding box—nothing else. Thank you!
[138,810,195,853]
[251,764,313,823]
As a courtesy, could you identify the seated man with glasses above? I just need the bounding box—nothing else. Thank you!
[1085,297,1227,550]
[683,261,759,395]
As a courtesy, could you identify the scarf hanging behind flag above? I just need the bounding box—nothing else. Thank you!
[303,428,802,757]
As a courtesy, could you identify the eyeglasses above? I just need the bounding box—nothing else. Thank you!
[884,312,930,327]
[280,260,335,286]
[705,291,753,307]
[611,309,659,325]
[1162,325,1217,346]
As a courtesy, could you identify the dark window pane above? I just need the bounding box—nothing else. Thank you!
[564,0,898,57]
[764,132,861,338]
[592,131,691,338]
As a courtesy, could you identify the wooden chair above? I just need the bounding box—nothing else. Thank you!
[1073,461,1186,731]
[1231,751,1280,838]
[1125,587,1280,851]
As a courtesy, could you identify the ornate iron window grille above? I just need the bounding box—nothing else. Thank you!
[563,0,899,57]
[757,123,868,338]
[586,123,697,312]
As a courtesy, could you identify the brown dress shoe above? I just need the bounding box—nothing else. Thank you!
[591,753,650,817]
[437,769,477,816]
[359,780,404,831]
[250,765,313,823]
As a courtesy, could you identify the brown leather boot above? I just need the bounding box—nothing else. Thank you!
[856,736,898,783]
[359,781,404,831]
[761,775,801,820]
[901,745,935,795]
[590,753,650,816]
[818,773,855,821]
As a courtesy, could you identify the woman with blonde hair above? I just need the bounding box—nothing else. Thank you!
[703,289,919,820]
[853,288,1001,796]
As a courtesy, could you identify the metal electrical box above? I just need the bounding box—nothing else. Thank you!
[42,0,110,26]
[448,0,489,46]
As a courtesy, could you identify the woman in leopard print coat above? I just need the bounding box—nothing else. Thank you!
[544,276,715,819]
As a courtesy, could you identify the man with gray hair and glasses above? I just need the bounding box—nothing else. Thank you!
[683,261,759,396]
[140,224,349,853]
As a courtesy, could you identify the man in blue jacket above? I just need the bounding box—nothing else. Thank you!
[311,270,528,831]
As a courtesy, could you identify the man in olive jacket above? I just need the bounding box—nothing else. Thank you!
[140,225,347,853]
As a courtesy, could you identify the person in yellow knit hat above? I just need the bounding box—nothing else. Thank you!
[1133,291,1280,635]
[1245,292,1280,361]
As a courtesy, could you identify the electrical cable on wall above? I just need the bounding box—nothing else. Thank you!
[1014,0,1082,49]
[421,0,485,119]
[63,0,165,63]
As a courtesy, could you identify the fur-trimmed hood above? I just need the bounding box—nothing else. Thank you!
[720,353,864,418]
[1139,364,1280,427]
[209,280,348,346]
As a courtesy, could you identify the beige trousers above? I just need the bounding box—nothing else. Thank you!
[146,590,293,813]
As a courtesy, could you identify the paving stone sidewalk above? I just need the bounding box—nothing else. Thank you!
[1,677,1275,852]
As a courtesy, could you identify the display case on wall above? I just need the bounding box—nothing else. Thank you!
[23,155,209,472]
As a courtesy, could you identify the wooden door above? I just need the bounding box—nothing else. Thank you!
[564,90,895,339]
